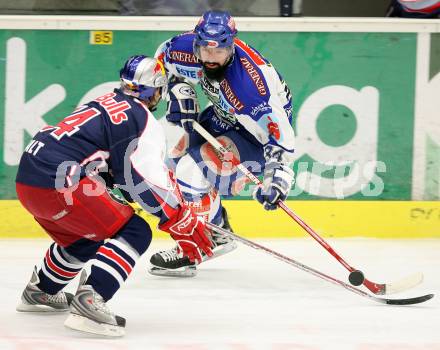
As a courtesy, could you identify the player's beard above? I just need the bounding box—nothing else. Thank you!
[202,62,228,82]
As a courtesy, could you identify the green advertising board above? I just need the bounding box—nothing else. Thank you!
[0,28,439,200]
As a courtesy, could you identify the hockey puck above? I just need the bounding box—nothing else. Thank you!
[348,270,365,286]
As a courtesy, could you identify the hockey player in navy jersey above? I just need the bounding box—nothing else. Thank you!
[149,11,295,277]
[15,55,213,337]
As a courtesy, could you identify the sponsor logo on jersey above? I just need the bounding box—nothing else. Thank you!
[240,57,267,96]
[213,110,237,128]
[200,77,219,95]
[199,78,237,125]
[170,50,198,64]
[176,66,200,79]
[95,92,131,125]
[250,102,271,117]
[219,79,244,111]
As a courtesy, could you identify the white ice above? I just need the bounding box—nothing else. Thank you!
[0,237,439,350]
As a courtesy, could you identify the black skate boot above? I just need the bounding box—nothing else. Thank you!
[148,207,237,277]
[148,245,197,277]
[16,266,73,312]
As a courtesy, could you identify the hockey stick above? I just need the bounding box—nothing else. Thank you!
[207,222,434,305]
[192,121,424,295]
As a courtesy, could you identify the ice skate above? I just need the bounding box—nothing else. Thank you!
[16,266,73,312]
[208,207,237,260]
[148,245,197,277]
[64,283,126,337]
[148,207,237,277]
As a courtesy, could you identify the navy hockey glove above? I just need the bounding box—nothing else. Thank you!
[165,82,199,132]
[254,163,294,210]
[254,145,294,210]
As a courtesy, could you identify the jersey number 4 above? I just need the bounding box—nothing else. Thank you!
[43,107,101,140]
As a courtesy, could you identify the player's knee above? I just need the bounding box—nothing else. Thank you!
[113,214,152,256]
[176,154,211,193]
[64,239,103,262]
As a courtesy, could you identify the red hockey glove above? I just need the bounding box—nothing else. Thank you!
[159,205,213,264]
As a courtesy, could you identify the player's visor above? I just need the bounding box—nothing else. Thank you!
[194,45,233,63]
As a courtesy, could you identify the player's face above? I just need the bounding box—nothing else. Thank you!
[199,46,231,68]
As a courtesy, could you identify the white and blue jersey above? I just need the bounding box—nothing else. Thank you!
[155,32,295,167]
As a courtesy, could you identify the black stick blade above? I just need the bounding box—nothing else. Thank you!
[385,294,434,305]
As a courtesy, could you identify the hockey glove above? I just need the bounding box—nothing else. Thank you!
[158,205,213,264]
[254,145,294,210]
[165,82,200,132]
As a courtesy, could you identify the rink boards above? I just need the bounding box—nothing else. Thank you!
[1,199,439,239]
[0,19,440,202]
[0,18,439,240]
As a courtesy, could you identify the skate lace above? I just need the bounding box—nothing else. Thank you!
[92,292,114,317]
[160,246,181,262]
[46,291,67,305]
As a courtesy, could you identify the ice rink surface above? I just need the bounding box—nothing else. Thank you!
[0,237,439,350]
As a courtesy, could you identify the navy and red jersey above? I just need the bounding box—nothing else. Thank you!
[16,89,179,222]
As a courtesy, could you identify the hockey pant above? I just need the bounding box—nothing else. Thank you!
[16,178,152,301]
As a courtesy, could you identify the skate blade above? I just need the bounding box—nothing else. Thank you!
[203,241,238,262]
[148,265,197,278]
[64,313,125,337]
[16,302,69,313]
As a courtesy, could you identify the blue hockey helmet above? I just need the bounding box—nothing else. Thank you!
[120,55,167,102]
[194,11,237,51]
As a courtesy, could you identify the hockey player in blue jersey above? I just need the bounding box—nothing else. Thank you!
[149,11,295,277]
[15,55,213,337]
